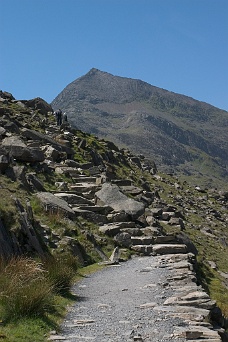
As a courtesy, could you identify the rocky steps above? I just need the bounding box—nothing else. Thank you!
[0,91,227,341]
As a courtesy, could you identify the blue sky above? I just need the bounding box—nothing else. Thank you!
[1,0,228,110]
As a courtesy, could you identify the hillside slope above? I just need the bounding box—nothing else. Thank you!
[52,68,228,189]
[0,91,228,340]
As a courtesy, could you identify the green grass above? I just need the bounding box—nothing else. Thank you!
[0,261,104,342]
[43,253,79,295]
[0,257,54,320]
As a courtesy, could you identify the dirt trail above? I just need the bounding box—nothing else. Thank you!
[50,256,187,341]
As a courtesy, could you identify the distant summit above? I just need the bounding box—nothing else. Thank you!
[52,69,228,189]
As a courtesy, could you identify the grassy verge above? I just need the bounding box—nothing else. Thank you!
[0,256,103,342]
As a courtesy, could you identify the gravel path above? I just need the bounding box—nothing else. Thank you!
[57,256,187,341]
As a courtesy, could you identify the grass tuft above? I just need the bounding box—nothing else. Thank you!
[43,253,79,295]
[0,257,53,320]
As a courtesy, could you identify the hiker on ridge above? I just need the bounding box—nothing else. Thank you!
[63,112,68,122]
[54,109,62,126]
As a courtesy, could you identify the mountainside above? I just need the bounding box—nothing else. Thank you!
[52,68,228,190]
[0,91,228,339]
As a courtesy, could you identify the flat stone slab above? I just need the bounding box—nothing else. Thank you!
[131,236,153,245]
[153,244,187,255]
[99,222,136,236]
[72,208,108,224]
[164,296,216,310]
[73,205,112,214]
[69,183,100,193]
[54,192,93,205]
[154,235,176,243]
[173,325,221,340]
[131,244,153,254]
[153,305,211,321]
[72,176,97,183]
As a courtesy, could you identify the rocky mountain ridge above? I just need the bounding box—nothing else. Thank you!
[0,91,228,340]
[51,68,228,190]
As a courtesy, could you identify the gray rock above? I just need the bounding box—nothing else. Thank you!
[72,207,108,224]
[95,183,145,220]
[44,145,60,161]
[109,246,120,262]
[176,232,198,255]
[36,192,75,219]
[107,210,131,222]
[2,136,45,162]
[131,244,153,254]
[131,236,153,245]
[153,244,187,255]
[0,126,6,137]
[5,165,30,189]
[54,193,93,206]
[26,173,46,191]
[99,222,135,236]
[21,97,53,115]
[154,235,176,243]
[114,232,132,247]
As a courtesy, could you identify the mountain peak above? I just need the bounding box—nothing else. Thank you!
[86,68,108,77]
[51,70,228,189]
[87,67,100,75]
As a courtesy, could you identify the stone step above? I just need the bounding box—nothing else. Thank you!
[52,189,96,200]
[153,305,211,320]
[140,226,163,236]
[69,183,101,193]
[99,222,136,236]
[173,325,222,340]
[72,207,108,224]
[154,235,176,244]
[71,175,98,183]
[72,205,112,215]
[131,244,153,255]
[131,236,153,245]
[55,166,81,176]
[152,244,187,255]
[130,236,181,247]
[54,192,94,205]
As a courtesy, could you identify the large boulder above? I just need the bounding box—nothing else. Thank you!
[95,183,145,220]
[2,136,45,162]
[36,192,75,219]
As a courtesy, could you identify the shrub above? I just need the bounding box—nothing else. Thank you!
[0,257,54,320]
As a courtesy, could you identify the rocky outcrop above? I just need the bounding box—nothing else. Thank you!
[0,199,47,258]
[20,97,53,115]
